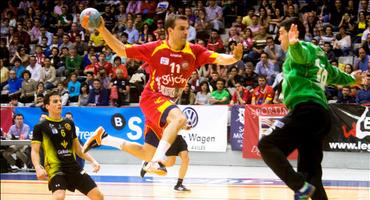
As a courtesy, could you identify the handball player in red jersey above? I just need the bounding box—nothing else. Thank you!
[81,14,242,175]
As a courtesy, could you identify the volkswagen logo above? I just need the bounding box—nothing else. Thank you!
[183,107,198,128]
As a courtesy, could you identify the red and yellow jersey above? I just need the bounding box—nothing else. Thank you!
[125,40,218,99]
[252,85,275,105]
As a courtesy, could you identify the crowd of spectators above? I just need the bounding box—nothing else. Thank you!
[0,0,369,108]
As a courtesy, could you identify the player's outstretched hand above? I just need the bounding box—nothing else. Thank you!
[233,43,243,61]
[288,24,299,45]
[35,165,48,180]
[351,70,366,85]
[81,16,105,32]
[92,161,101,173]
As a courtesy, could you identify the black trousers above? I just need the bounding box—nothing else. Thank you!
[258,102,331,200]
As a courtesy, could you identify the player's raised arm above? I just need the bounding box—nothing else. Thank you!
[214,43,243,65]
[81,16,127,57]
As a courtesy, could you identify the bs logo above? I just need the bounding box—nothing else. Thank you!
[111,113,126,130]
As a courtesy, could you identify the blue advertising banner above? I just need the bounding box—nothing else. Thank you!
[14,107,145,149]
[230,105,245,151]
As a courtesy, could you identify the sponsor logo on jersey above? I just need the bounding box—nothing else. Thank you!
[64,123,71,131]
[160,57,170,65]
[170,53,182,58]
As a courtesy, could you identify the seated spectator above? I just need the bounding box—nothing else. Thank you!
[10,47,29,67]
[242,8,255,27]
[96,53,113,77]
[0,59,9,91]
[55,82,70,106]
[206,29,224,53]
[10,58,25,79]
[251,76,274,105]
[49,47,64,77]
[124,19,139,44]
[19,70,37,104]
[344,64,354,74]
[264,37,284,64]
[110,69,130,107]
[195,81,211,105]
[226,66,238,88]
[84,55,98,76]
[230,82,251,105]
[255,52,278,85]
[241,28,254,53]
[89,29,105,51]
[247,15,261,35]
[4,70,22,99]
[337,86,356,104]
[356,74,370,104]
[67,73,81,103]
[205,0,224,31]
[209,71,220,91]
[2,113,30,170]
[74,34,88,56]
[322,42,336,62]
[112,56,128,79]
[194,9,211,41]
[354,47,370,72]
[34,45,45,65]
[320,25,335,44]
[177,83,195,105]
[59,34,74,51]
[361,19,370,45]
[244,62,258,90]
[88,79,109,106]
[33,82,46,107]
[40,58,57,89]
[66,48,83,76]
[78,83,90,106]
[209,78,230,105]
[333,26,352,56]
[26,56,42,82]
[361,33,370,54]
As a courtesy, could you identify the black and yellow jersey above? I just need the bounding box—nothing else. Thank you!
[32,116,82,179]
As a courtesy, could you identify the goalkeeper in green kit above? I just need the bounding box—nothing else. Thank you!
[258,18,364,200]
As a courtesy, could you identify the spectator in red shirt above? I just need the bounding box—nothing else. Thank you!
[96,53,112,77]
[112,56,128,79]
[206,29,224,53]
[230,82,251,105]
[251,75,274,105]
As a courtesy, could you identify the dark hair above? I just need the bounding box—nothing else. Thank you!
[14,113,24,120]
[80,82,89,94]
[13,57,22,63]
[279,17,306,40]
[164,14,188,32]
[113,56,121,62]
[216,78,225,84]
[43,90,60,106]
[22,70,31,78]
[258,75,267,80]
[65,112,72,116]
[200,81,210,92]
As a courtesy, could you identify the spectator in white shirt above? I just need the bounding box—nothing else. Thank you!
[26,56,42,82]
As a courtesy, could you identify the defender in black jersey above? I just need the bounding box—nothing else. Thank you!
[31,91,104,200]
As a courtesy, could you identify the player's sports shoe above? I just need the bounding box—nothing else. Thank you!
[143,161,167,176]
[140,161,148,178]
[294,182,315,200]
[174,184,191,192]
[82,126,108,153]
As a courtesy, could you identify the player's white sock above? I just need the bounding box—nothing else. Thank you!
[151,140,171,162]
[101,135,126,150]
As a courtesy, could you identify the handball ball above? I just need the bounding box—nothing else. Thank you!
[80,8,101,31]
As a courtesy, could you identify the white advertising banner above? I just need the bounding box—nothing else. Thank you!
[178,105,228,152]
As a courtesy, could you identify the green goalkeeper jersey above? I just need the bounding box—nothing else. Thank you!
[282,41,355,110]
